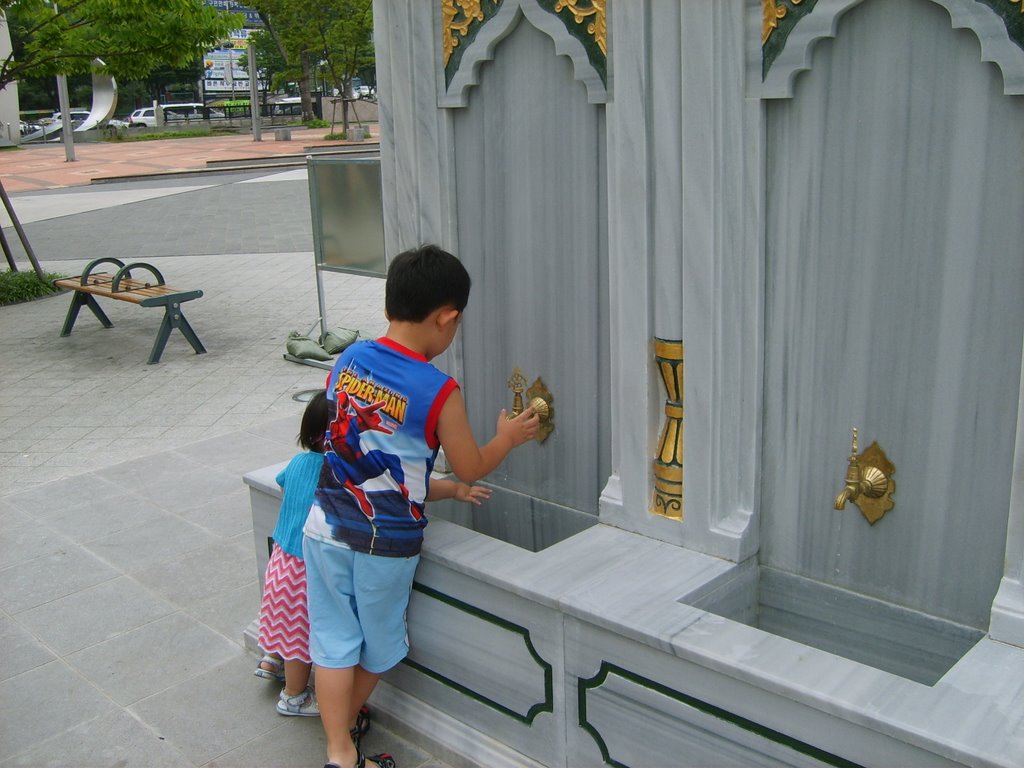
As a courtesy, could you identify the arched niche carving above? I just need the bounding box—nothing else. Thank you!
[439,0,609,107]
[760,0,1024,97]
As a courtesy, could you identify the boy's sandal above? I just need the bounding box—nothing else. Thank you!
[350,704,371,744]
[253,654,285,682]
[359,752,396,768]
[323,753,395,768]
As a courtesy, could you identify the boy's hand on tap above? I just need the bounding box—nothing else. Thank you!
[497,406,540,447]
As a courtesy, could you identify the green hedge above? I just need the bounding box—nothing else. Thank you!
[0,269,66,306]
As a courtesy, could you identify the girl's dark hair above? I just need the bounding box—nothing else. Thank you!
[385,244,471,322]
[297,390,329,452]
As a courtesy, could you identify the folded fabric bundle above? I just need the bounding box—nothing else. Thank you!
[320,327,360,355]
[286,331,332,361]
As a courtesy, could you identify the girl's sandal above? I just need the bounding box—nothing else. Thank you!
[253,654,285,682]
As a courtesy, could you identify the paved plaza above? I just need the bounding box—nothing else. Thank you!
[0,133,464,767]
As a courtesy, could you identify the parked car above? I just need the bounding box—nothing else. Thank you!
[106,118,130,129]
[128,107,157,127]
[51,109,92,127]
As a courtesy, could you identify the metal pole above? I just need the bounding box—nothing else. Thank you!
[248,40,261,142]
[56,74,75,162]
[0,179,45,280]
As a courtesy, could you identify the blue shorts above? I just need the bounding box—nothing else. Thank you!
[302,535,419,673]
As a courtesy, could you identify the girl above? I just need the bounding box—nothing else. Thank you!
[255,390,491,740]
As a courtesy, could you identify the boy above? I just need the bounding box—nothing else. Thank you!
[303,244,539,768]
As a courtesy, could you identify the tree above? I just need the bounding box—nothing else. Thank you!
[250,0,373,126]
[1,0,243,94]
[237,28,286,94]
[0,0,242,281]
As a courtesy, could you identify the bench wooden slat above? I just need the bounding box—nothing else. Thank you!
[54,274,193,305]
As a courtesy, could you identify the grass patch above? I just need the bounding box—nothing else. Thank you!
[103,127,219,142]
[0,269,67,306]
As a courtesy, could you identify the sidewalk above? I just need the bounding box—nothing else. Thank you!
[0,125,366,193]
[0,133,470,767]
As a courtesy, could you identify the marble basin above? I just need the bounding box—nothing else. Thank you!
[428,484,598,552]
[689,562,984,686]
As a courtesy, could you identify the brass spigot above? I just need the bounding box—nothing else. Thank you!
[833,428,895,524]
[834,428,888,509]
[506,368,554,443]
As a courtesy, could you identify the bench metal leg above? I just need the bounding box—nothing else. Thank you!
[147,302,207,364]
[60,292,112,337]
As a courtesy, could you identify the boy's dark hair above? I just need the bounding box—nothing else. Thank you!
[297,390,328,452]
[385,244,471,322]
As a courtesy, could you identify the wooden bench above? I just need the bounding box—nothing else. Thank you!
[54,258,206,364]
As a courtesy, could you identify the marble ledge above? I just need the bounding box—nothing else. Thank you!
[242,462,288,496]
[423,521,1024,766]
[579,573,1024,766]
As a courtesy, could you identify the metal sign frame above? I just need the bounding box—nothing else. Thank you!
[307,155,387,344]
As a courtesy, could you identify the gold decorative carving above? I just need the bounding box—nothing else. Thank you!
[442,0,490,67]
[526,377,555,444]
[554,0,607,55]
[762,0,803,45]
[833,428,896,525]
[651,339,684,520]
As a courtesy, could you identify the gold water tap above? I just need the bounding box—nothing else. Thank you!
[506,367,554,443]
[833,428,896,524]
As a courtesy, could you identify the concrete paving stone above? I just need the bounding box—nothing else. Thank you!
[0,709,193,768]
[203,716,328,768]
[186,581,261,646]
[5,471,123,514]
[40,425,94,444]
[0,507,75,567]
[129,653,286,766]
[175,487,254,540]
[243,416,299,445]
[159,425,227,444]
[14,576,177,656]
[133,538,256,610]
[40,451,111,470]
[0,450,50,467]
[0,614,57,682]
[83,512,219,573]
[0,660,118,762]
[66,612,243,707]
[0,412,40,428]
[0,543,120,614]
[95,452,242,508]
[0,469,50,497]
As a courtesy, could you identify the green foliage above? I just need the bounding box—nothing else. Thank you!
[103,128,215,142]
[324,132,345,140]
[0,269,66,306]
[251,0,374,94]
[304,118,329,128]
[1,0,244,93]
[237,29,289,91]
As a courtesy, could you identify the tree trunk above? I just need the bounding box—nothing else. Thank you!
[299,54,314,122]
